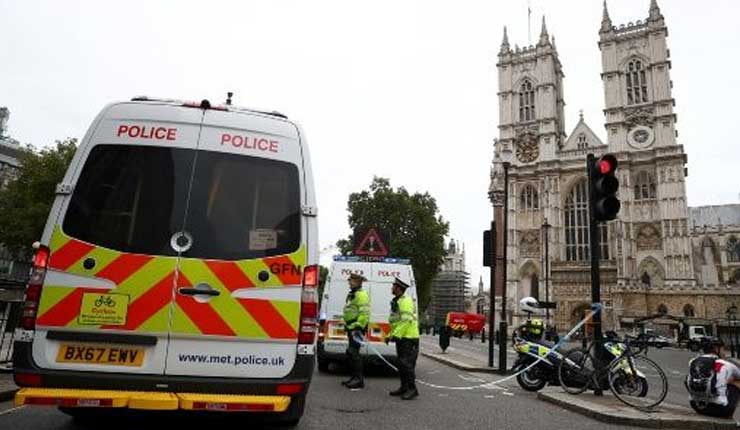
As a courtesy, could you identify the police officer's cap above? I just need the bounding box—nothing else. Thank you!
[393,278,410,290]
[348,273,366,282]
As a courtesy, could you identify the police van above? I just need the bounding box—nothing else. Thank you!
[317,257,416,371]
[13,97,319,425]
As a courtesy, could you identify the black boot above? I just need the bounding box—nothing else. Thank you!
[401,388,419,400]
[389,387,407,396]
[345,378,365,390]
[341,378,353,387]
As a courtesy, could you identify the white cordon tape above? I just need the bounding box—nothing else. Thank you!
[354,304,602,391]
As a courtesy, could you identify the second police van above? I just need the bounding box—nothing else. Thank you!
[317,257,417,371]
[13,97,319,426]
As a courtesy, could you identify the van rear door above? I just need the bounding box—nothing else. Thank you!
[164,109,306,379]
[33,103,202,375]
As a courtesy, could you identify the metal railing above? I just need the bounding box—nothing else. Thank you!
[0,295,22,370]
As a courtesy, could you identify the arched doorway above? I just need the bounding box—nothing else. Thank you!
[571,303,592,337]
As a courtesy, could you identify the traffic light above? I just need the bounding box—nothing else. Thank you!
[589,154,621,222]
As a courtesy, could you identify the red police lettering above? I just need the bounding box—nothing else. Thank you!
[220,133,279,153]
[117,124,176,141]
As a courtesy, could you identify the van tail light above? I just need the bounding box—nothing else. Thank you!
[276,383,304,395]
[14,372,43,387]
[298,265,319,345]
[21,245,50,331]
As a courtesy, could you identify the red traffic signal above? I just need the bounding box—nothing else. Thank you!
[597,154,618,175]
[590,154,621,222]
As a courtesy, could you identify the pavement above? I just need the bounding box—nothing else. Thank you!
[419,334,740,428]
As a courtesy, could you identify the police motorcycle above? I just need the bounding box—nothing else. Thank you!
[512,297,580,391]
[512,297,648,393]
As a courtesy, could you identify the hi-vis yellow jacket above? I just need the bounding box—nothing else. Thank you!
[389,294,419,339]
[343,289,370,331]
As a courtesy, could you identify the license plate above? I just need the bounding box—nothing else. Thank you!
[56,344,144,367]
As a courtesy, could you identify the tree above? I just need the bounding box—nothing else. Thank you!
[318,265,329,306]
[337,177,449,310]
[0,139,77,256]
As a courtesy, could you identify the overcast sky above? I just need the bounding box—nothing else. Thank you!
[2,0,739,291]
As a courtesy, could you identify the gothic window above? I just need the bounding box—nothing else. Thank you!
[727,236,740,262]
[565,180,609,261]
[577,133,588,149]
[626,59,649,105]
[633,171,657,200]
[683,304,695,318]
[731,269,740,285]
[531,273,539,300]
[657,304,668,315]
[520,185,539,210]
[641,272,651,287]
[519,79,535,122]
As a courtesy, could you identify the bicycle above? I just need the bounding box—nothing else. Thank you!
[557,333,668,410]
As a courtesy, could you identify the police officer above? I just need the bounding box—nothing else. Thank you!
[386,278,420,400]
[342,273,370,390]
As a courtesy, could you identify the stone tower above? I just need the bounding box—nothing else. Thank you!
[598,0,694,293]
[496,17,566,166]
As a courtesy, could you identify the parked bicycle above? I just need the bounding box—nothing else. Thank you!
[557,332,669,410]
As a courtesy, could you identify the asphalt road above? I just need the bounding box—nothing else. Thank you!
[0,354,648,430]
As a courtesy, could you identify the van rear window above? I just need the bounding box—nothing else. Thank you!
[63,145,301,260]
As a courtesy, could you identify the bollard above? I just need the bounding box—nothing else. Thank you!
[481,329,486,343]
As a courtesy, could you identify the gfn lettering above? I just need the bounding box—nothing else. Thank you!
[270,263,302,276]
[117,124,177,141]
[220,133,279,153]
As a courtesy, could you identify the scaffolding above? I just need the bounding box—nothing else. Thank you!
[428,270,470,327]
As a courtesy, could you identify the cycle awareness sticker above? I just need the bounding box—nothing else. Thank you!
[357,303,602,391]
[79,293,129,325]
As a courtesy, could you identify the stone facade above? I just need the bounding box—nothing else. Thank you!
[489,1,740,332]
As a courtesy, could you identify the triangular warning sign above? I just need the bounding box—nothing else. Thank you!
[354,228,389,257]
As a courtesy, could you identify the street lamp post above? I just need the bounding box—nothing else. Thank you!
[728,305,738,358]
[498,161,510,374]
[542,218,551,324]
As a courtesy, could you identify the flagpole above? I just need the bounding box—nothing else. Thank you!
[527,0,532,45]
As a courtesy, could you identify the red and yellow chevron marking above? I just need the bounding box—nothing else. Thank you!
[37,226,305,340]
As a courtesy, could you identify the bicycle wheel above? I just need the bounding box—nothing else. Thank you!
[608,354,667,410]
[558,348,594,394]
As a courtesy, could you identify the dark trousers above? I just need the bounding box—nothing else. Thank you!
[696,385,739,419]
[396,338,419,391]
[346,330,363,381]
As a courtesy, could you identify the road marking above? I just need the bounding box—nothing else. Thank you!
[437,393,449,397]
[0,406,25,416]
[502,391,514,396]
[426,370,441,375]
[484,395,496,399]
[458,374,485,383]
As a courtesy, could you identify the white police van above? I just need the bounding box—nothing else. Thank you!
[317,256,417,371]
[13,97,319,426]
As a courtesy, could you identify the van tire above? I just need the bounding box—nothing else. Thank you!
[271,393,306,428]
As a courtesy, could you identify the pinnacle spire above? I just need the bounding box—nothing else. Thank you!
[601,0,613,33]
[649,0,664,22]
[500,26,510,52]
[539,15,550,46]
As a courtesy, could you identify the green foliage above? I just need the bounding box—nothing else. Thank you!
[337,177,449,310]
[0,139,77,256]
[318,265,329,306]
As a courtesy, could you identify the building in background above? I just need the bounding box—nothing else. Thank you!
[428,239,470,328]
[0,107,30,283]
[489,1,740,333]
[0,107,23,190]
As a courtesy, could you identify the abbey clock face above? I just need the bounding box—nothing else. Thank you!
[515,135,539,163]
[628,125,655,149]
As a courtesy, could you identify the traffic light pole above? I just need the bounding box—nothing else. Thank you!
[586,153,604,396]
[488,221,496,368]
